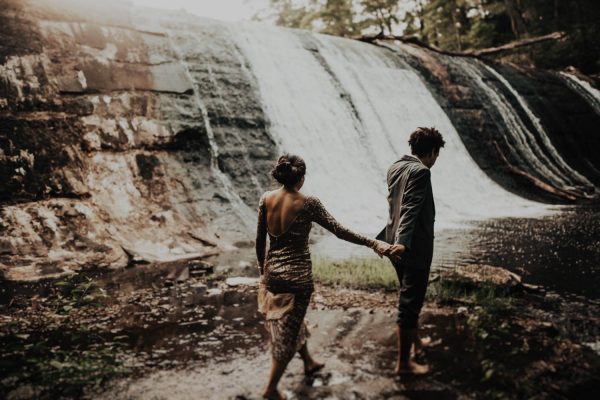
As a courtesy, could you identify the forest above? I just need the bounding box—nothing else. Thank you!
[257,0,600,74]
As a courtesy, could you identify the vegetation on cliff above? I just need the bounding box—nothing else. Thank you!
[259,0,600,74]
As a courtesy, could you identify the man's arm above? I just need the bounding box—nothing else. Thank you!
[394,168,430,250]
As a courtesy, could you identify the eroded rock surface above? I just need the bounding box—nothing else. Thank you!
[0,0,278,280]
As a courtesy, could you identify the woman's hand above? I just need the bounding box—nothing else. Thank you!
[371,240,391,258]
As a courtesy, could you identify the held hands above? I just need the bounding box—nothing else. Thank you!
[386,243,406,262]
[371,240,390,258]
[371,240,406,261]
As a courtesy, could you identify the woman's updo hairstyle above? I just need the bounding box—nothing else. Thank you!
[271,154,306,187]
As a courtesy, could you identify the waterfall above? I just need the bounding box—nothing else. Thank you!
[457,59,593,193]
[483,64,593,190]
[560,72,600,115]
[233,23,547,244]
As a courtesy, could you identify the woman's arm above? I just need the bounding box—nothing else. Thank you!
[255,195,268,275]
[308,197,378,248]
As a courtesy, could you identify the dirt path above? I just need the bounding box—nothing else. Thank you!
[99,306,446,400]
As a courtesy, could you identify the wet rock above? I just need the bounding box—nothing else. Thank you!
[206,288,223,297]
[442,264,523,290]
[190,283,208,296]
[225,277,259,287]
[188,261,214,277]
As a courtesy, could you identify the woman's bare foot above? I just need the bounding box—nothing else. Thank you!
[395,360,429,375]
[304,360,325,375]
[262,388,287,400]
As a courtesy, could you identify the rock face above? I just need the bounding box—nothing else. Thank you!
[0,0,278,280]
[1,0,599,280]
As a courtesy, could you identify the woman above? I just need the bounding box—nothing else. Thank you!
[256,154,389,399]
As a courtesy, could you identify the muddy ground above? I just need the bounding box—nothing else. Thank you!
[1,259,599,400]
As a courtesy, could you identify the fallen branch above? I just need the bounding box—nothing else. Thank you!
[493,141,581,202]
[468,31,567,57]
[356,31,567,58]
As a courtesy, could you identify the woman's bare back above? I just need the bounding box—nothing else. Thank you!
[264,189,306,237]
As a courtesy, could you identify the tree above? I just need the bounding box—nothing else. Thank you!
[402,0,428,42]
[359,0,401,36]
[416,0,471,51]
[259,0,600,74]
[320,0,360,37]
[503,0,528,38]
[260,0,322,30]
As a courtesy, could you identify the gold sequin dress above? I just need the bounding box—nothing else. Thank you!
[256,194,375,363]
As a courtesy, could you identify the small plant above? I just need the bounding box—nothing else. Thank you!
[0,328,130,400]
[53,274,107,313]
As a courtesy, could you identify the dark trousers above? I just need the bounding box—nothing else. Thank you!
[393,262,430,329]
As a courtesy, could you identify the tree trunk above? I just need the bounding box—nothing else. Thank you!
[376,9,385,35]
[554,0,560,30]
[449,1,462,51]
[504,0,528,39]
[417,0,426,42]
[385,10,393,36]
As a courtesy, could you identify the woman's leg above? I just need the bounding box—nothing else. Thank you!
[263,292,312,397]
[263,358,288,400]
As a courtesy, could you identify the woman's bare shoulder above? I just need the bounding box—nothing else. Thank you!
[262,189,278,201]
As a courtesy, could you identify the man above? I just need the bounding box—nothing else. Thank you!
[378,127,445,375]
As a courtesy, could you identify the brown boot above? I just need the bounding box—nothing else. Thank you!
[394,326,429,375]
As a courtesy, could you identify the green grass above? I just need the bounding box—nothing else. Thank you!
[312,257,398,290]
[426,272,515,312]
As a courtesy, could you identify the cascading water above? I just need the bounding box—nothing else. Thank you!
[481,62,593,192]
[560,72,600,116]
[456,59,592,194]
[233,24,547,246]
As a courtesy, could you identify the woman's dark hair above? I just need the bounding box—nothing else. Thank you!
[271,154,306,187]
[408,127,446,156]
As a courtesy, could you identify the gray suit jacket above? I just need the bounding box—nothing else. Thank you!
[377,155,435,268]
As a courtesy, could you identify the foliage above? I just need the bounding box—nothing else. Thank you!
[0,328,129,399]
[321,0,360,36]
[358,0,401,35]
[53,274,107,314]
[258,0,600,73]
[260,0,322,31]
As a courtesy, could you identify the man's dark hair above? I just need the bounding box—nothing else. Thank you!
[408,127,445,157]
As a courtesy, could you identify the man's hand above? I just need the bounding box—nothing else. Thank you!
[386,244,406,262]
